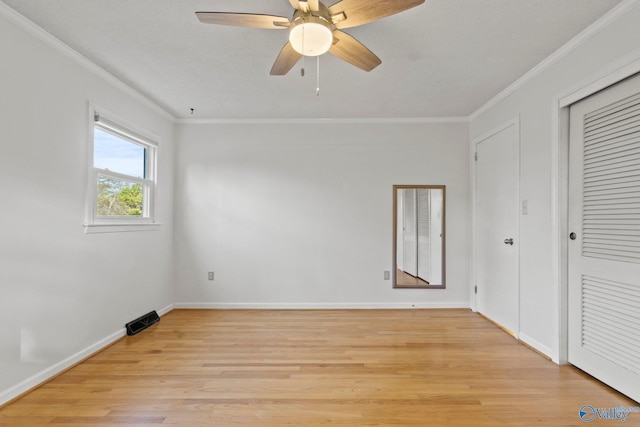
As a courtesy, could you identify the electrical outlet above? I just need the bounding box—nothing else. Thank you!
[208,271,214,281]
[384,270,390,280]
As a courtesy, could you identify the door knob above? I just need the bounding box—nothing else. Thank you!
[504,238,514,245]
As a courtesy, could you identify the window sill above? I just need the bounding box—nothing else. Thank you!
[84,222,161,234]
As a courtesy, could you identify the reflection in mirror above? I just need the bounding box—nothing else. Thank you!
[393,185,445,288]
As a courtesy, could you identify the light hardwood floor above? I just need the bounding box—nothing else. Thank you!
[0,309,637,426]
[394,269,430,288]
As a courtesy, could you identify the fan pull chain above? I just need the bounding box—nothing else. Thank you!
[316,55,320,96]
[300,18,305,77]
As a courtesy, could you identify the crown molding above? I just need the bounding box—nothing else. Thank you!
[0,2,176,122]
[175,116,470,125]
[469,0,640,121]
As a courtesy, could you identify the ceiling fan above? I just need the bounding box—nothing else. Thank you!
[196,0,425,75]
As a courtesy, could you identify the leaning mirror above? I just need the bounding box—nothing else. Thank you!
[393,185,446,288]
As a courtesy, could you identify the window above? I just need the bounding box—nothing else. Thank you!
[85,106,158,232]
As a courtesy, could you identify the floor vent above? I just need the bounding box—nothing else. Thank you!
[126,310,160,336]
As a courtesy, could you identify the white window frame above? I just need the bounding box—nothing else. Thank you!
[84,104,160,233]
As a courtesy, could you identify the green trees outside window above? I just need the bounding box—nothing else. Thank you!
[97,176,143,216]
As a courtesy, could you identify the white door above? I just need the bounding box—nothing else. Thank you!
[568,74,640,402]
[475,122,520,335]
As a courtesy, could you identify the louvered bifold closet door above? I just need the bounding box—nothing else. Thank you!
[417,189,431,283]
[580,275,640,376]
[568,73,640,403]
[583,91,640,263]
[402,189,418,276]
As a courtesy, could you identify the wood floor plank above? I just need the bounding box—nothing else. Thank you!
[0,309,637,426]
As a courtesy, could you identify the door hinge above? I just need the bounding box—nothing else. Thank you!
[474,285,478,294]
[474,152,478,161]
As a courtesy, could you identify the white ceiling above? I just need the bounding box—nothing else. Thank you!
[1,0,623,119]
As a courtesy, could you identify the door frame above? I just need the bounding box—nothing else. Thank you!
[471,117,521,334]
[551,52,640,364]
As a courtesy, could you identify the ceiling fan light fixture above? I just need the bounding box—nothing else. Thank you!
[289,16,333,56]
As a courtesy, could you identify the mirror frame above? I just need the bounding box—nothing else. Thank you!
[392,185,446,289]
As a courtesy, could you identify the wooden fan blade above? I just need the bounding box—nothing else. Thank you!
[289,0,301,10]
[329,30,381,71]
[328,0,424,29]
[329,30,382,71]
[196,12,290,29]
[270,42,303,75]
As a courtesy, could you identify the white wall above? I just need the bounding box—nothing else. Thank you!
[174,121,470,308]
[0,10,175,402]
[469,2,640,359]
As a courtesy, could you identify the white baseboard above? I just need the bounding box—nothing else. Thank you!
[0,328,125,407]
[519,332,553,361]
[0,303,175,407]
[174,302,470,309]
[157,303,174,316]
